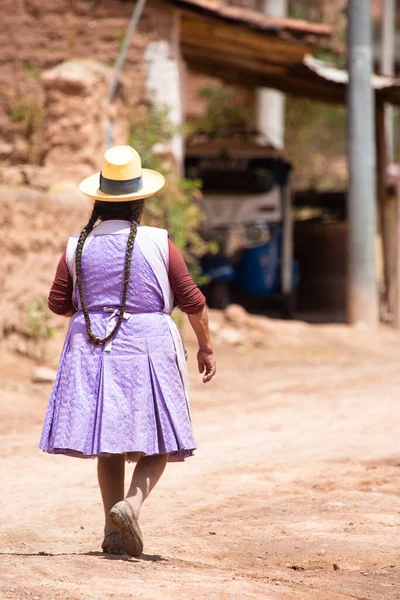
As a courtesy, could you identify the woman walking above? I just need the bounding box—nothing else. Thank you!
[40,145,216,557]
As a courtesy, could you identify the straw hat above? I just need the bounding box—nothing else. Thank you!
[79,145,165,201]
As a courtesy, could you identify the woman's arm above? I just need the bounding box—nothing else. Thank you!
[48,251,75,317]
[168,240,216,383]
[188,306,216,383]
[168,239,206,314]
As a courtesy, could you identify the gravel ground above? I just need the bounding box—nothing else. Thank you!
[1,314,400,600]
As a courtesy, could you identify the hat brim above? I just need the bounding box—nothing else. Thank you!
[79,168,165,201]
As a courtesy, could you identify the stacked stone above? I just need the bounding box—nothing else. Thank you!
[41,60,128,180]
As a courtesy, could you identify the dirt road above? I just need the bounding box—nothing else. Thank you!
[1,315,400,600]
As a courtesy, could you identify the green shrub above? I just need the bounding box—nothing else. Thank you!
[129,104,215,281]
[191,83,255,136]
[285,95,347,190]
[9,96,45,165]
[23,63,41,80]
[22,297,56,362]
[24,297,56,342]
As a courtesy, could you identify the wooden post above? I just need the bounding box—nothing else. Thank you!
[375,99,400,325]
[281,179,293,296]
[392,183,400,327]
[376,99,400,327]
[376,100,389,313]
[380,0,395,160]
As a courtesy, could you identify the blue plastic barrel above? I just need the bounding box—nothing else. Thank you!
[237,233,281,295]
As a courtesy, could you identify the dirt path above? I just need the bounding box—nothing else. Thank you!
[1,317,400,599]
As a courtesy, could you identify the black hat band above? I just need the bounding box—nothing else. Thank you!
[99,172,143,195]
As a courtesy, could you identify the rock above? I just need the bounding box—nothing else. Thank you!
[41,61,107,94]
[32,366,57,383]
[254,315,279,333]
[40,60,128,177]
[250,333,266,348]
[21,165,54,190]
[224,304,249,328]
[0,166,25,187]
[13,137,30,162]
[0,142,13,157]
[0,185,42,204]
[0,165,53,189]
[47,180,87,207]
[218,326,245,347]
[208,319,222,336]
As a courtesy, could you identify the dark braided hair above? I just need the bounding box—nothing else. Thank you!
[75,200,144,345]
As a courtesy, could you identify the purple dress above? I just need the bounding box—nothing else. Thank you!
[40,230,196,461]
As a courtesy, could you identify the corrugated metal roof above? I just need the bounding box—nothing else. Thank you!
[300,55,400,105]
[303,55,395,89]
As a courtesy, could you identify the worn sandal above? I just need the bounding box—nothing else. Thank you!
[109,500,143,557]
[101,530,125,555]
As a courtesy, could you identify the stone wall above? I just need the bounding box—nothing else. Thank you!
[0,0,180,180]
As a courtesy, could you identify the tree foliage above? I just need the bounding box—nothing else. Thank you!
[191,84,255,136]
[285,95,347,190]
[129,104,214,282]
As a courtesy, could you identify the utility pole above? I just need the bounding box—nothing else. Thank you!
[347,0,379,326]
[380,0,395,160]
[256,0,288,149]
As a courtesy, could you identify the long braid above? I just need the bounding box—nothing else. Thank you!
[75,203,138,345]
[75,207,99,343]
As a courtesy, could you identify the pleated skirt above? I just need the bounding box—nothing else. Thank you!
[39,311,196,461]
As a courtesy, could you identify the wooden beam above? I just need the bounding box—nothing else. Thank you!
[182,44,286,77]
[185,53,345,103]
[181,36,288,67]
[181,14,308,62]
[163,0,332,38]
[181,30,296,65]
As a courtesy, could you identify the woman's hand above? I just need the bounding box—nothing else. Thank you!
[197,349,216,383]
[188,306,216,383]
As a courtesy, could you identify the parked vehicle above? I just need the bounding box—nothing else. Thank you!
[185,135,299,318]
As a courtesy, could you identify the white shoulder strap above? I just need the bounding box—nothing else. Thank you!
[66,234,79,308]
[135,226,174,314]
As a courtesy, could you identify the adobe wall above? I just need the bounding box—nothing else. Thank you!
[0,0,187,346]
[0,0,181,178]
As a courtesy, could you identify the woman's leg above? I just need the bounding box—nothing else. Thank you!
[98,454,125,533]
[125,454,169,519]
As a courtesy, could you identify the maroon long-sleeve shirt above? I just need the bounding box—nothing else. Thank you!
[48,238,206,316]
